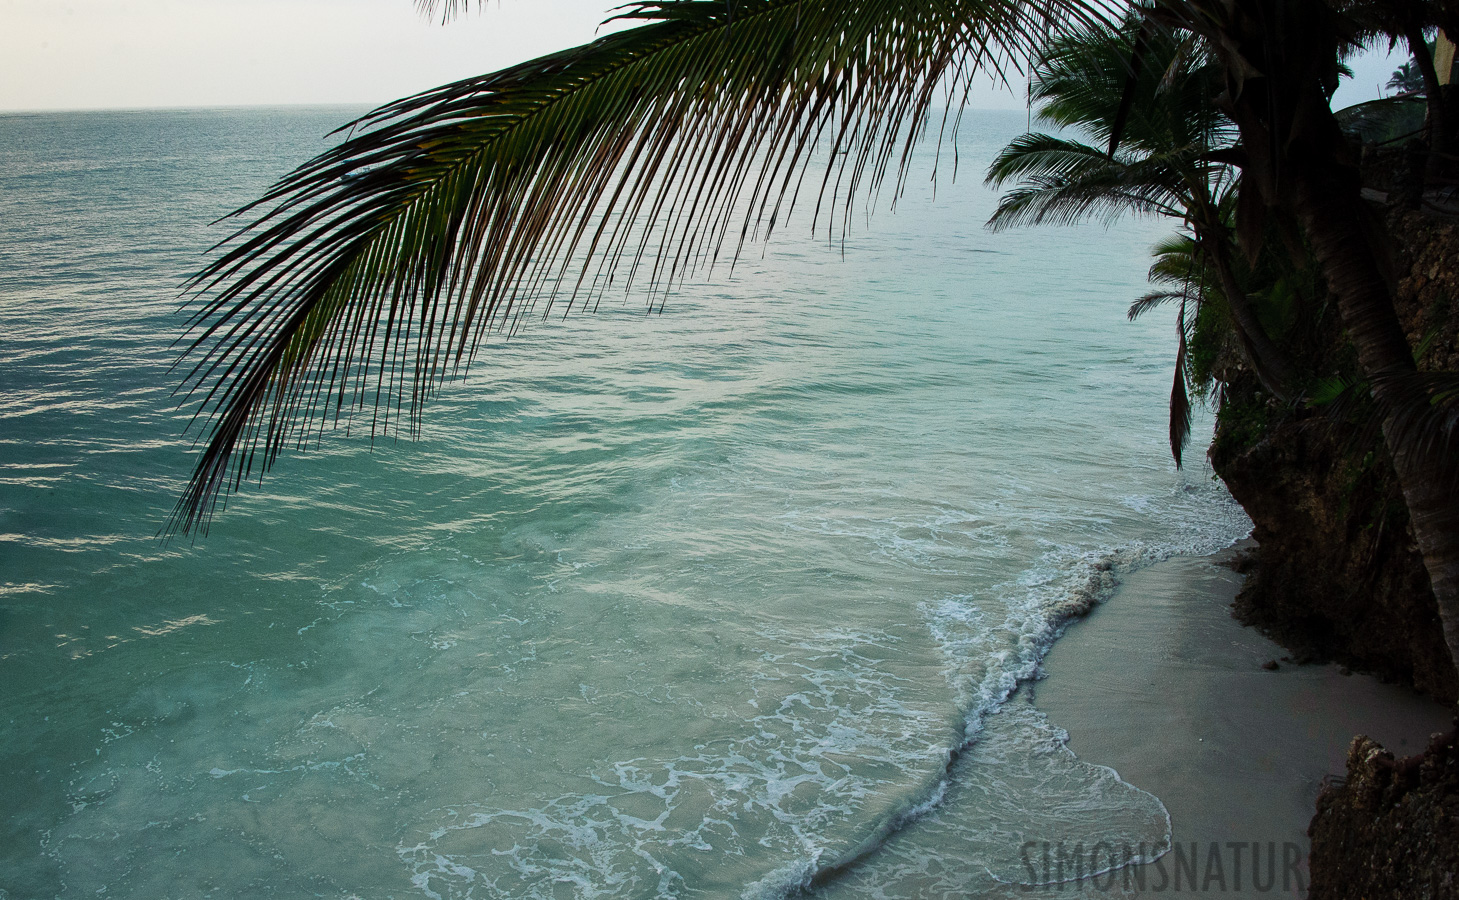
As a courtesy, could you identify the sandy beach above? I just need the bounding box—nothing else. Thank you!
[1032,544,1455,897]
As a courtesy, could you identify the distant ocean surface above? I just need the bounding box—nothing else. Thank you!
[0,106,1249,899]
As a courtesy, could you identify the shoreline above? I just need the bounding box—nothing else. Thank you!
[1030,543,1454,896]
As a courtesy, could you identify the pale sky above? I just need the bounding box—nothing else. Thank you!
[0,0,1407,113]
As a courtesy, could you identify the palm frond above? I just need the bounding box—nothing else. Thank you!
[985,132,1119,183]
[1334,94,1426,144]
[1026,13,1233,154]
[415,0,478,23]
[173,0,1109,535]
[988,178,1187,227]
[984,134,1190,228]
[1104,14,1150,158]
[1315,371,1459,488]
[1170,299,1192,467]
[1144,232,1201,285]
[1127,289,1188,320]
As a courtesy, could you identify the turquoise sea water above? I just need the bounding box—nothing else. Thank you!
[0,107,1249,899]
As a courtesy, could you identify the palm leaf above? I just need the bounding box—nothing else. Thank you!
[1315,371,1459,487]
[1144,232,1201,285]
[173,0,1109,535]
[984,133,1191,227]
[1026,13,1233,154]
[416,0,475,23]
[1169,298,1192,467]
[1127,288,1188,320]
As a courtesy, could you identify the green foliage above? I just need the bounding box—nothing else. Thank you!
[1138,232,1235,396]
[1187,290,1228,393]
[1255,276,1299,340]
[1210,387,1272,460]
[985,133,1190,227]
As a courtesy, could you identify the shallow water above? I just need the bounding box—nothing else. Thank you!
[0,106,1249,898]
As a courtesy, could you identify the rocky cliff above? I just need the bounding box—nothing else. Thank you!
[1209,206,1459,706]
[1215,418,1457,702]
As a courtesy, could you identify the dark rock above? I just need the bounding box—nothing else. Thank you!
[1308,727,1459,900]
[1214,417,1458,704]
[1263,659,1281,671]
[1217,545,1259,573]
[1390,140,1429,211]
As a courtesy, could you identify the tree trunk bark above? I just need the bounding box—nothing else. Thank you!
[1404,21,1448,183]
[1200,229,1296,400]
[1287,135,1459,695]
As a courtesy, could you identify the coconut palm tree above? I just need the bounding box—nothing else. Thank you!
[982,17,1299,463]
[1388,59,1426,93]
[987,0,1459,681]
[172,0,1459,688]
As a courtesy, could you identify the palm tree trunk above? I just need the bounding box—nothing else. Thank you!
[1193,0,1459,692]
[1404,21,1449,182]
[1200,231,1296,400]
[1287,134,1459,692]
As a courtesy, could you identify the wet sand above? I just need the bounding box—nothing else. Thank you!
[1033,545,1455,897]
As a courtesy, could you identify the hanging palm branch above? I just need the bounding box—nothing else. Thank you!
[172,0,1114,536]
[1128,232,1207,324]
[1170,297,1193,466]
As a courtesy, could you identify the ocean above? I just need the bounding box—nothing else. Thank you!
[0,106,1250,899]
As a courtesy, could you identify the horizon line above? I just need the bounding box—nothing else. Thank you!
[0,99,1032,117]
